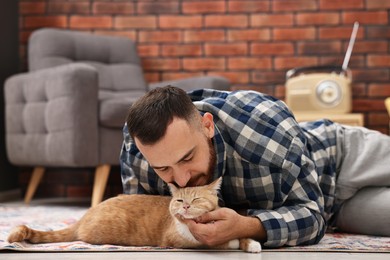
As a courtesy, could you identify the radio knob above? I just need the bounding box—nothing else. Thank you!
[316,80,342,106]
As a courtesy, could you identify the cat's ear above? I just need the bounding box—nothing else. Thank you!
[167,183,178,195]
[208,177,222,192]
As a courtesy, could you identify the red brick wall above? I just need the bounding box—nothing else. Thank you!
[17,0,390,199]
[19,0,390,133]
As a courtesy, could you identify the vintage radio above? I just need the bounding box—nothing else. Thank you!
[285,66,351,114]
[285,22,359,114]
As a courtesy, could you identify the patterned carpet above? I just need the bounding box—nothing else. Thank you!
[1,204,389,253]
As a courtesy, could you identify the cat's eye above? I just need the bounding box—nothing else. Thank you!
[192,198,200,202]
[176,199,183,203]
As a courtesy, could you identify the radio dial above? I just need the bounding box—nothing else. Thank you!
[316,80,342,106]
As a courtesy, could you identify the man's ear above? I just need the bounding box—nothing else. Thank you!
[202,112,214,138]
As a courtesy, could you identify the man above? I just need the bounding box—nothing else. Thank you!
[120,86,390,248]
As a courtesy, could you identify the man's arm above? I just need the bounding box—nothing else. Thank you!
[253,135,327,248]
[185,135,327,248]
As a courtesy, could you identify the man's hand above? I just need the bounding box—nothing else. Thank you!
[181,208,266,246]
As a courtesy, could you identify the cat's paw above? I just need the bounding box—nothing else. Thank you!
[246,240,262,253]
[8,225,28,243]
[240,238,262,253]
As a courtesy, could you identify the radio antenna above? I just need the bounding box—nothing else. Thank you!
[342,21,359,71]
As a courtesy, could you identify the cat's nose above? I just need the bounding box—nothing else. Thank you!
[183,203,190,210]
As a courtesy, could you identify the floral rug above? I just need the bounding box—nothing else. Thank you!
[0,204,390,253]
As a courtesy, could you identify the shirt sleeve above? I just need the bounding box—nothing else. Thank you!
[248,135,326,248]
[119,124,168,195]
[120,124,145,194]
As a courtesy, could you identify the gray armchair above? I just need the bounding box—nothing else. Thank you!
[4,28,230,207]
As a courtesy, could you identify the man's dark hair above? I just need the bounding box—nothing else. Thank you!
[126,85,198,145]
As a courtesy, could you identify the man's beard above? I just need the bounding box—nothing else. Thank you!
[186,138,217,187]
[206,138,217,184]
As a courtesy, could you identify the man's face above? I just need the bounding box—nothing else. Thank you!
[135,113,216,187]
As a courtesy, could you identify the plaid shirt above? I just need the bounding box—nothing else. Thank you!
[120,89,339,248]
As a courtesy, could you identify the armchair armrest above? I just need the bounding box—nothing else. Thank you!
[148,75,230,92]
[5,63,99,167]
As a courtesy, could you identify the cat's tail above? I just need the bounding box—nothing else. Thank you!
[7,225,77,244]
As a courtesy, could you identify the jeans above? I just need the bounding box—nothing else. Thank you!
[333,125,390,236]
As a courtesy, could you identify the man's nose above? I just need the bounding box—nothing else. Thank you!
[173,169,191,187]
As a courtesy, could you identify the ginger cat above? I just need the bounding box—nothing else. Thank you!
[8,178,261,253]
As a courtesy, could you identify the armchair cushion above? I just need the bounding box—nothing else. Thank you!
[84,62,147,92]
[99,90,146,128]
